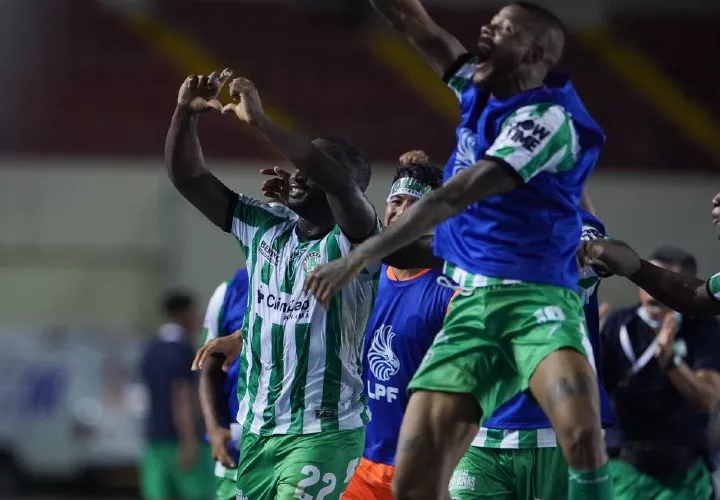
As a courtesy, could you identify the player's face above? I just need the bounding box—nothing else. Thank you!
[711,191,720,239]
[384,193,418,227]
[473,5,538,85]
[287,170,324,211]
[638,260,682,323]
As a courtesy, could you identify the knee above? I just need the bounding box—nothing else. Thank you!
[555,418,606,468]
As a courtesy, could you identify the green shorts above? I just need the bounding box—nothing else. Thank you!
[409,282,588,423]
[215,476,237,500]
[610,458,712,500]
[235,427,365,500]
[449,446,567,499]
[140,441,214,500]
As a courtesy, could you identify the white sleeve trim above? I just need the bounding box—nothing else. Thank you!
[202,281,229,344]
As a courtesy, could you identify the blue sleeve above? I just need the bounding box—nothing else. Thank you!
[686,320,720,373]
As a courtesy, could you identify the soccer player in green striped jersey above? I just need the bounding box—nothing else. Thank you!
[166,70,382,500]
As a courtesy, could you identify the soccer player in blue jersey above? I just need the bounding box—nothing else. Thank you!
[450,208,615,499]
[344,151,454,500]
[305,2,613,499]
[199,269,249,500]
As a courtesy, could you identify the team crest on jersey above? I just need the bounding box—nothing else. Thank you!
[302,251,321,274]
[452,127,478,176]
[368,325,400,381]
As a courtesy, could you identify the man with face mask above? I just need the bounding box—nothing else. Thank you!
[600,246,720,499]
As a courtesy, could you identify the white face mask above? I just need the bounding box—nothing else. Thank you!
[637,306,682,330]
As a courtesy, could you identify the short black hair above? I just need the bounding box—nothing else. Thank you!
[392,161,443,190]
[649,245,698,276]
[313,137,371,192]
[511,2,566,67]
[162,290,196,316]
[512,2,567,37]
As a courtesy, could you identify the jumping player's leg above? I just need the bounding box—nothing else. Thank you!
[529,349,612,499]
[392,391,480,500]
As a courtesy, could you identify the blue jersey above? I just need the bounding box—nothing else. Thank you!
[481,211,614,435]
[436,56,605,291]
[201,268,249,469]
[362,267,455,465]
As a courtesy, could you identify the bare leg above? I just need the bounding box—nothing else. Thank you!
[529,348,607,469]
[392,391,480,500]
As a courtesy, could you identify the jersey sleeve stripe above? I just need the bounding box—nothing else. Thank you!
[486,105,576,182]
[201,281,229,345]
[443,53,478,101]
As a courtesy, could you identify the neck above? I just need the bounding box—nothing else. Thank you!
[389,267,425,281]
[487,70,545,100]
[296,217,335,241]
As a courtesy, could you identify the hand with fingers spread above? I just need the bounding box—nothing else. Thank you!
[304,254,367,310]
[191,330,243,372]
[578,238,640,278]
[399,150,430,166]
[260,166,291,205]
[177,68,233,114]
[221,77,266,126]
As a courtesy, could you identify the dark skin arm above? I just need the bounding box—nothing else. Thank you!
[199,355,235,468]
[305,160,520,307]
[629,261,719,317]
[369,0,467,76]
[581,239,720,317]
[382,235,443,269]
[165,71,238,232]
[222,77,376,241]
[653,314,720,413]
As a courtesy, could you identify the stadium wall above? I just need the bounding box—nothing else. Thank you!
[1,159,717,329]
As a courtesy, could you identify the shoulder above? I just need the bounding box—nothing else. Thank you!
[499,103,572,134]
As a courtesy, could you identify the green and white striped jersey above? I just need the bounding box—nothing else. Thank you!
[231,195,381,436]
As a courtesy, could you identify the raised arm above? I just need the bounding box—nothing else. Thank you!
[165,70,239,232]
[581,238,720,317]
[222,77,377,241]
[306,103,579,306]
[306,159,519,306]
[369,0,467,76]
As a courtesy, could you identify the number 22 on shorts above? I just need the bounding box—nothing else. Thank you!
[293,458,360,500]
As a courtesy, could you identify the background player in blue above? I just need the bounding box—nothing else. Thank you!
[199,268,249,500]
[344,151,454,500]
[305,2,613,499]
[450,207,615,499]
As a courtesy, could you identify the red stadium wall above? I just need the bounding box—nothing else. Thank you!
[3,1,718,171]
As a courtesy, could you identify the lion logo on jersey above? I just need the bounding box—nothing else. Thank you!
[368,324,400,382]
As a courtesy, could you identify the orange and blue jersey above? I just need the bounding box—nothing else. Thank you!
[345,266,453,498]
[361,266,454,464]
